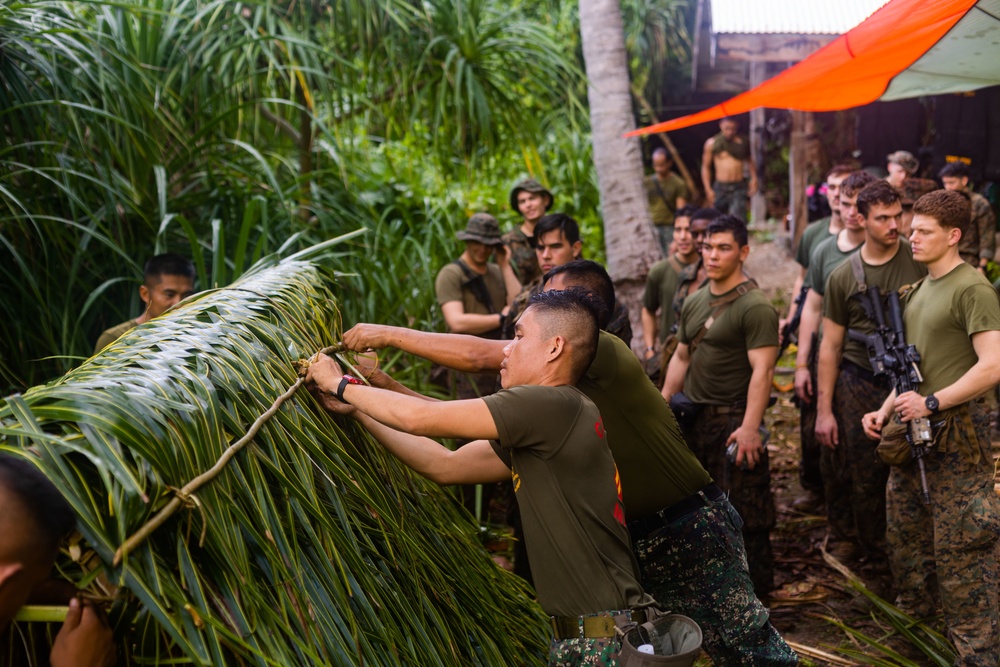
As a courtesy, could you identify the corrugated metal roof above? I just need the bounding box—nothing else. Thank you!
[710,0,891,35]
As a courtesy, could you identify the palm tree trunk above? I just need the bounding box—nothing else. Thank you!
[579,0,662,351]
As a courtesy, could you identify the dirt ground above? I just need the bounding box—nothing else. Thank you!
[744,223,915,666]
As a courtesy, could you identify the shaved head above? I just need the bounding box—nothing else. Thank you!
[525,288,602,382]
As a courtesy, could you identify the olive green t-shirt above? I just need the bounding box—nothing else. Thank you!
[645,172,689,227]
[805,233,862,295]
[679,284,779,406]
[579,332,711,518]
[484,384,650,617]
[823,242,927,369]
[94,319,139,354]
[903,262,1000,396]
[434,261,506,329]
[642,255,696,342]
[795,217,834,269]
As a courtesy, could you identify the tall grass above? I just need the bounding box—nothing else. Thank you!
[0,0,587,393]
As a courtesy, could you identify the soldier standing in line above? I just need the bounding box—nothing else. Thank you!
[640,205,700,365]
[864,189,1000,666]
[783,165,852,511]
[814,181,926,567]
[662,215,780,595]
[939,161,996,272]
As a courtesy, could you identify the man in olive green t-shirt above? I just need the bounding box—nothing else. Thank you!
[93,253,196,354]
[794,171,876,410]
[863,190,1000,666]
[341,259,797,666]
[640,205,699,354]
[662,215,780,595]
[815,181,926,565]
[645,148,690,253]
[309,289,653,666]
[784,165,851,506]
[940,161,996,270]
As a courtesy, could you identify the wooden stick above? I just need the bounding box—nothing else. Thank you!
[14,605,69,623]
[785,639,859,666]
[113,346,340,566]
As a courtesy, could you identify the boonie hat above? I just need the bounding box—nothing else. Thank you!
[509,178,554,214]
[887,150,919,175]
[456,213,503,246]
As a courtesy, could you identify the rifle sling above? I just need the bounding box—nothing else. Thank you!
[689,280,758,356]
[849,251,867,293]
[452,259,497,315]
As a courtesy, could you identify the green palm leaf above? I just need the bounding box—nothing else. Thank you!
[1,255,548,665]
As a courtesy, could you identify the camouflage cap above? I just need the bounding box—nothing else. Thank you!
[887,150,919,175]
[509,178,554,214]
[456,213,503,246]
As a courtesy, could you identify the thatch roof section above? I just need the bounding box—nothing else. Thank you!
[1,259,548,665]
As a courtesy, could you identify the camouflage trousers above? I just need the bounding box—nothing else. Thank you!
[713,180,748,220]
[887,399,1000,666]
[798,359,823,493]
[547,610,624,667]
[682,410,776,593]
[821,362,889,559]
[655,224,674,257]
[632,495,797,665]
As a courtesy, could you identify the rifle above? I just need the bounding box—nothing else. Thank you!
[847,285,933,504]
[778,284,809,360]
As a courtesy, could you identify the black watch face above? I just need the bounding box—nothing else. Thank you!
[926,395,939,412]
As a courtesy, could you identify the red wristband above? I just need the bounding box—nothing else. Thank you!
[335,375,364,403]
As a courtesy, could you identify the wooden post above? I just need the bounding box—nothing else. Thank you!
[789,110,809,251]
[749,62,767,225]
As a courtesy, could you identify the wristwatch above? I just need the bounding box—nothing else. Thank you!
[925,394,940,413]
[335,375,364,403]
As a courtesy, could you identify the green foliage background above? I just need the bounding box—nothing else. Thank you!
[0,0,691,394]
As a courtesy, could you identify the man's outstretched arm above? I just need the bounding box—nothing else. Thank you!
[307,355,499,441]
[343,324,506,373]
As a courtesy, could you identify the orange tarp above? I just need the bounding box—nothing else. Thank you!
[626,0,978,136]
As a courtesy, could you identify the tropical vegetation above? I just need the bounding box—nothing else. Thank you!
[1,256,551,664]
[0,0,693,394]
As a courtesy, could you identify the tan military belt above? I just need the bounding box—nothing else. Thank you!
[703,403,745,417]
[550,609,647,640]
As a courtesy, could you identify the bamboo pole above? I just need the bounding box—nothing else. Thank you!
[113,346,341,566]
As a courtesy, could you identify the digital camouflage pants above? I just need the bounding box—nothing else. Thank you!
[887,399,1000,666]
[547,610,628,667]
[655,224,674,257]
[547,637,618,667]
[798,357,823,494]
[682,410,776,594]
[713,180,748,221]
[822,362,890,559]
[632,496,797,665]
